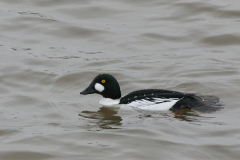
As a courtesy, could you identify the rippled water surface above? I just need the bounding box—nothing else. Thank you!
[1,0,240,159]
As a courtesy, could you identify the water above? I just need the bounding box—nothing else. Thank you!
[0,0,240,159]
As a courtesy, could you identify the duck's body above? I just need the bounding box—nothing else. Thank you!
[80,74,223,112]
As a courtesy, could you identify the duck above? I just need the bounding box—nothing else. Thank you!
[80,74,223,112]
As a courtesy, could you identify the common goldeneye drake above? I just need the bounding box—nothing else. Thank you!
[80,74,223,112]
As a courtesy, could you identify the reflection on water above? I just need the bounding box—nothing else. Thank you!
[79,107,122,129]
[79,106,216,130]
[172,109,204,122]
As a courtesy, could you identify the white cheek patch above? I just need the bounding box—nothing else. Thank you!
[95,83,104,92]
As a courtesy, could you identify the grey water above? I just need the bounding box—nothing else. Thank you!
[0,0,240,159]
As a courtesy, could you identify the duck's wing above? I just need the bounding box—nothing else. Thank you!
[119,89,186,104]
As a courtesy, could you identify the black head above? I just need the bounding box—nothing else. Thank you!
[80,74,121,99]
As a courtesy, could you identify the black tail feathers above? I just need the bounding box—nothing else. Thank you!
[170,94,224,112]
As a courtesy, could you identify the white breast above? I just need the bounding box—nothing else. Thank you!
[99,97,120,106]
[127,98,179,111]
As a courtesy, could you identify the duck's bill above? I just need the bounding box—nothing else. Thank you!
[80,86,97,95]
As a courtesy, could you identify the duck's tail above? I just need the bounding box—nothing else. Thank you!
[170,94,224,112]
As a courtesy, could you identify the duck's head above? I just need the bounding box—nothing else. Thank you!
[80,74,121,99]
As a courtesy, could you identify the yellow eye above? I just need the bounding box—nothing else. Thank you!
[101,80,105,83]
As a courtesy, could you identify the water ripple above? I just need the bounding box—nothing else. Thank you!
[200,34,240,46]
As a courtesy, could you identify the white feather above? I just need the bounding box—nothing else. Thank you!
[127,98,179,110]
[98,97,179,111]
